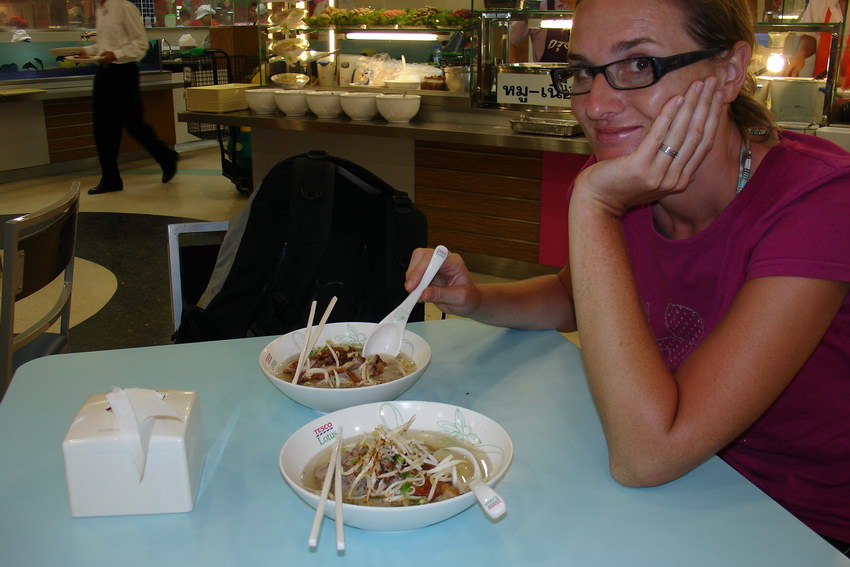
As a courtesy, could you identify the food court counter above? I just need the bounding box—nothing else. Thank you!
[0,71,180,178]
[179,94,592,278]
[178,94,592,155]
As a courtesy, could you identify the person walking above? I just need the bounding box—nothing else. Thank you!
[81,0,179,195]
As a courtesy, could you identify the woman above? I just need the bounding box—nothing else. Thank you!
[406,0,850,553]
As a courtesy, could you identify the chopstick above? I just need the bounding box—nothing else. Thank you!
[334,426,345,551]
[301,296,339,362]
[292,300,317,384]
[308,425,345,550]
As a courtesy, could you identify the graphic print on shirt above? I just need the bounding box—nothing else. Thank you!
[655,303,705,370]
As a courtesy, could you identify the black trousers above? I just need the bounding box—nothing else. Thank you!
[92,62,171,187]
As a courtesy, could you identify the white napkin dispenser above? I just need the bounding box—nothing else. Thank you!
[62,389,204,517]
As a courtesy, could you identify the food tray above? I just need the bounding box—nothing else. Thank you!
[484,0,542,8]
[185,83,253,113]
[510,117,582,137]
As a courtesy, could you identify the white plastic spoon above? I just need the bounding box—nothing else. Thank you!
[448,446,507,520]
[362,245,448,358]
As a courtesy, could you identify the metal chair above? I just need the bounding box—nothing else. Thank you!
[1,182,81,398]
[167,221,229,334]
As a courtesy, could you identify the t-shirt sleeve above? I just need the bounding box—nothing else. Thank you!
[747,168,850,285]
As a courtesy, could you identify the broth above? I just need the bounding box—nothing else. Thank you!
[302,421,492,507]
[275,341,416,388]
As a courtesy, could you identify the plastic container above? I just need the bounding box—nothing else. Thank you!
[62,390,204,517]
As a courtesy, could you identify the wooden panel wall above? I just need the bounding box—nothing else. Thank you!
[44,97,96,162]
[43,90,176,164]
[415,141,543,264]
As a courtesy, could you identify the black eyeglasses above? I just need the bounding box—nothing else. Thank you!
[550,48,726,97]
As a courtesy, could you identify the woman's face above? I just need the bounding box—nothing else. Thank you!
[568,0,718,161]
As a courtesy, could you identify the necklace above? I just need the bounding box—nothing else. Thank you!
[736,138,752,194]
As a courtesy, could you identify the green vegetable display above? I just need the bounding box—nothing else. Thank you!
[304,6,475,28]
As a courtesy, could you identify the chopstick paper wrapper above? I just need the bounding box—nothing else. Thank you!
[105,387,183,481]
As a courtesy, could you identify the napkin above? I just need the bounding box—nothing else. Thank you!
[11,30,31,42]
[105,387,183,482]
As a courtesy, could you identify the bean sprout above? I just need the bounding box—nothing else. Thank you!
[277,340,415,389]
[314,417,481,507]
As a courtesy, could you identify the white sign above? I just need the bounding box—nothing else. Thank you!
[496,72,572,108]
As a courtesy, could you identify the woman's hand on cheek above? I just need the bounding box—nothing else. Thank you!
[574,77,724,217]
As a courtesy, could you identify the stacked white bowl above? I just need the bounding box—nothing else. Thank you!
[306,91,344,118]
[245,88,278,114]
[274,89,311,117]
[376,94,421,123]
[340,92,379,121]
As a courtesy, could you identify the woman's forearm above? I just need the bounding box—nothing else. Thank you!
[473,273,578,331]
[568,196,686,484]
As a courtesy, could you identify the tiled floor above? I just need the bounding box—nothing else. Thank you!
[1,143,579,348]
[1,142,247,336]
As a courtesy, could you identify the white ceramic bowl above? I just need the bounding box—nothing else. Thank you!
[306,90,343,118]
[279,400,513,531]
[245,88,278,114]
[270,72,310,90]
[260,322,431,413]
[384,79,420,90]
[376,94,421,124]
[274,89,311,116]
[339,92,379,121]
[444,66,471,93]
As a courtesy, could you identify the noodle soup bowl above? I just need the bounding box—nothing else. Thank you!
[279,400,513,531]
[260,322,431,413]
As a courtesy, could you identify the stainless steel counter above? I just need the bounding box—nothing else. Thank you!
[178,94,593,154]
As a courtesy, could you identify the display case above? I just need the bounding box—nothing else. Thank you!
[0,35,162,82]
[471,7,850,128]
[472,8,573,110]
[751,21,848,126]
[256,2,475,91]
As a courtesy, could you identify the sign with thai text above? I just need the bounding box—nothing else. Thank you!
[496,72,572,108]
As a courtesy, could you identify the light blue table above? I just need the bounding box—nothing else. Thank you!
[1,319,846,566]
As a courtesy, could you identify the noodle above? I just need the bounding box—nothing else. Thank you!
[303,417,491,507]
[276,340,416,388]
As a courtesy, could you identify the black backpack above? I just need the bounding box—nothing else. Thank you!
[174,150,428,342]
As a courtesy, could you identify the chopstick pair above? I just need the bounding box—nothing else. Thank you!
[292,296,339,384]
[308,425,345,551]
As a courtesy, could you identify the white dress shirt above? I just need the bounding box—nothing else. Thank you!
[83,0,150,64]
[798,0,845,24]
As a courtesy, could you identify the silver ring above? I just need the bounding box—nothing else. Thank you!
[659,143,679,158]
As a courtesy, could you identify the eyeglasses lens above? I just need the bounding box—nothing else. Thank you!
[553,58,656,96]
[609,59,656,89]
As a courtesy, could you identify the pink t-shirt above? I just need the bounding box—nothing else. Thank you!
[615,131,850,540]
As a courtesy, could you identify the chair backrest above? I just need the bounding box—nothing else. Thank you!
[167,221,229,334]
[1,181,80,397]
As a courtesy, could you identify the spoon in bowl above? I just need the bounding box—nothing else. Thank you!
[362,245,448,358]
[447,445,507,520]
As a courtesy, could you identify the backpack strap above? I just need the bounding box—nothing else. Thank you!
[383,186,428,322]
[247,151,337,336]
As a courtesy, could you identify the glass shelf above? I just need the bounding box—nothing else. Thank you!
[296,26,470,33]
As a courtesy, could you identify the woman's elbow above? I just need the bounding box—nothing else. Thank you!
[608,455,682,488]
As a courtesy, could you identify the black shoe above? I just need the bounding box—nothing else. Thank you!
[161,152,179,183]
[88,184,123,195]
